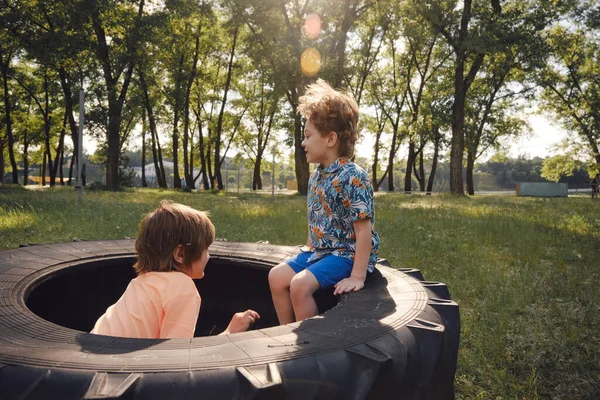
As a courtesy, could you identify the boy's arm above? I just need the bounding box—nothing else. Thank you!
[220,309,260,335]
[333,218,371,295]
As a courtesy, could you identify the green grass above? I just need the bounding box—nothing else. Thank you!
[1,186,599,399]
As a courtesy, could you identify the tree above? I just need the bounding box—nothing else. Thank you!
[11,86,44,185]
[213,21,240,191]
[463,50,534,194]
[343,3,387,107]
[13,66,65,186]
[401,4,450,192]
[318,0,380,87]
[369,10,411,192]
[7,0,91,186]
[242,0,311,194]
[235,70,282,190]
[361,109,386,191]
[137,66,167,188]
[415,0,503,194]
[157,0,214,190]
[538,3,600,175]
[180,2,215,190]
[0,3,21,184]
[87,0,147,189]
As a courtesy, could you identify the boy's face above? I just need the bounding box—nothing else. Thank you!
[302,119,339,167]
[188,250,210,279]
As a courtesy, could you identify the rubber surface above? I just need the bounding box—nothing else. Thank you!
[0,240,459,399]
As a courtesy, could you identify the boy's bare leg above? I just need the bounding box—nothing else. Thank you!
[268,263,297,325]
[289,270,320,321]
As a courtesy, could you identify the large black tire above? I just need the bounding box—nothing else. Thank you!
[0,240,459,399]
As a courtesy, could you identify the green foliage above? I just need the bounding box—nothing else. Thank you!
[537,1,600,173]
[541,154,579,182]
[479,157,546,188]
[0,188,598,399]
[1,0,596,197]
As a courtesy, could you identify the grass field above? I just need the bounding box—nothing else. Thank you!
[1,186,598,399]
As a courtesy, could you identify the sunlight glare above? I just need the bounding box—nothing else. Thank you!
[300,48,321,76]
[303,13,322,40]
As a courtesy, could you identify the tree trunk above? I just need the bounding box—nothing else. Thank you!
[141,109,147,188]
[50,110,67,186]
[58,68,79,185]
[206,128,214,188]
[334,1,352,87]
[197,123,209,189]
[189,125,194,190]
[404,140,415,193]
[149,124,161,188]
[91,1,143,189]
[214,25,239,190]
[386,163,394,192]
[59,144,64,185]
[417,150,425,191]
[1,57,18,184]
[584,132,600,167]
[105,93,124,188]
[581,131,600,179]
[68,155,75,185]
[450,51,484,195]
[172,53,185,189]
[41,152,47,186]
[372,134,380,192]
[253,157,263,190]
[466,150,475,195]
[193,108,209,190]
[447,0,488,195]
[293,112,310,195]
[450,54,466,195]
[99,66,125,189]
[42,74,56,187]
[386,127,399,192]
[153,126,167,188]
[23,131,29,185]
[183,26,201,190]
[0,137,4,188]
[426,128,441,194]
[139,69,166,188]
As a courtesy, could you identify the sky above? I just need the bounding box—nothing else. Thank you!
[507,115,568,159]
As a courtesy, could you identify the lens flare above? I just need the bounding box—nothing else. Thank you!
[303,13,321,40]
[300,48,321,77]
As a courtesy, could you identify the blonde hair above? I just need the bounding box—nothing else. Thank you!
[133,200,215,275]
[297,79,359,158]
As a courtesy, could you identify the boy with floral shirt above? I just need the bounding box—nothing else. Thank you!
[269,79,380,324]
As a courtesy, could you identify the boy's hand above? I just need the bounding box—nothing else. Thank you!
[222,309,260,334]
[333,276,365,295]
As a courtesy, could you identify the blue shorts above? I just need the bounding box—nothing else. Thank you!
[285,251,354,289]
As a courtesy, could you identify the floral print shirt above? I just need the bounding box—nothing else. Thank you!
[306,157,380,271]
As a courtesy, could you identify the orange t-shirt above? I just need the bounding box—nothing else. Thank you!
[91,271,201,339]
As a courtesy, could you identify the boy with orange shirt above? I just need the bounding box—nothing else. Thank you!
[92,201,259,338]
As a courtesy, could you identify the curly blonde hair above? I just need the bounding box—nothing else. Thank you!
[133,201,215,275]
[297,79,359,158]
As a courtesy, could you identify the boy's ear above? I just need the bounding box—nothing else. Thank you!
[326,131,339,148]
[172,245,185,264]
